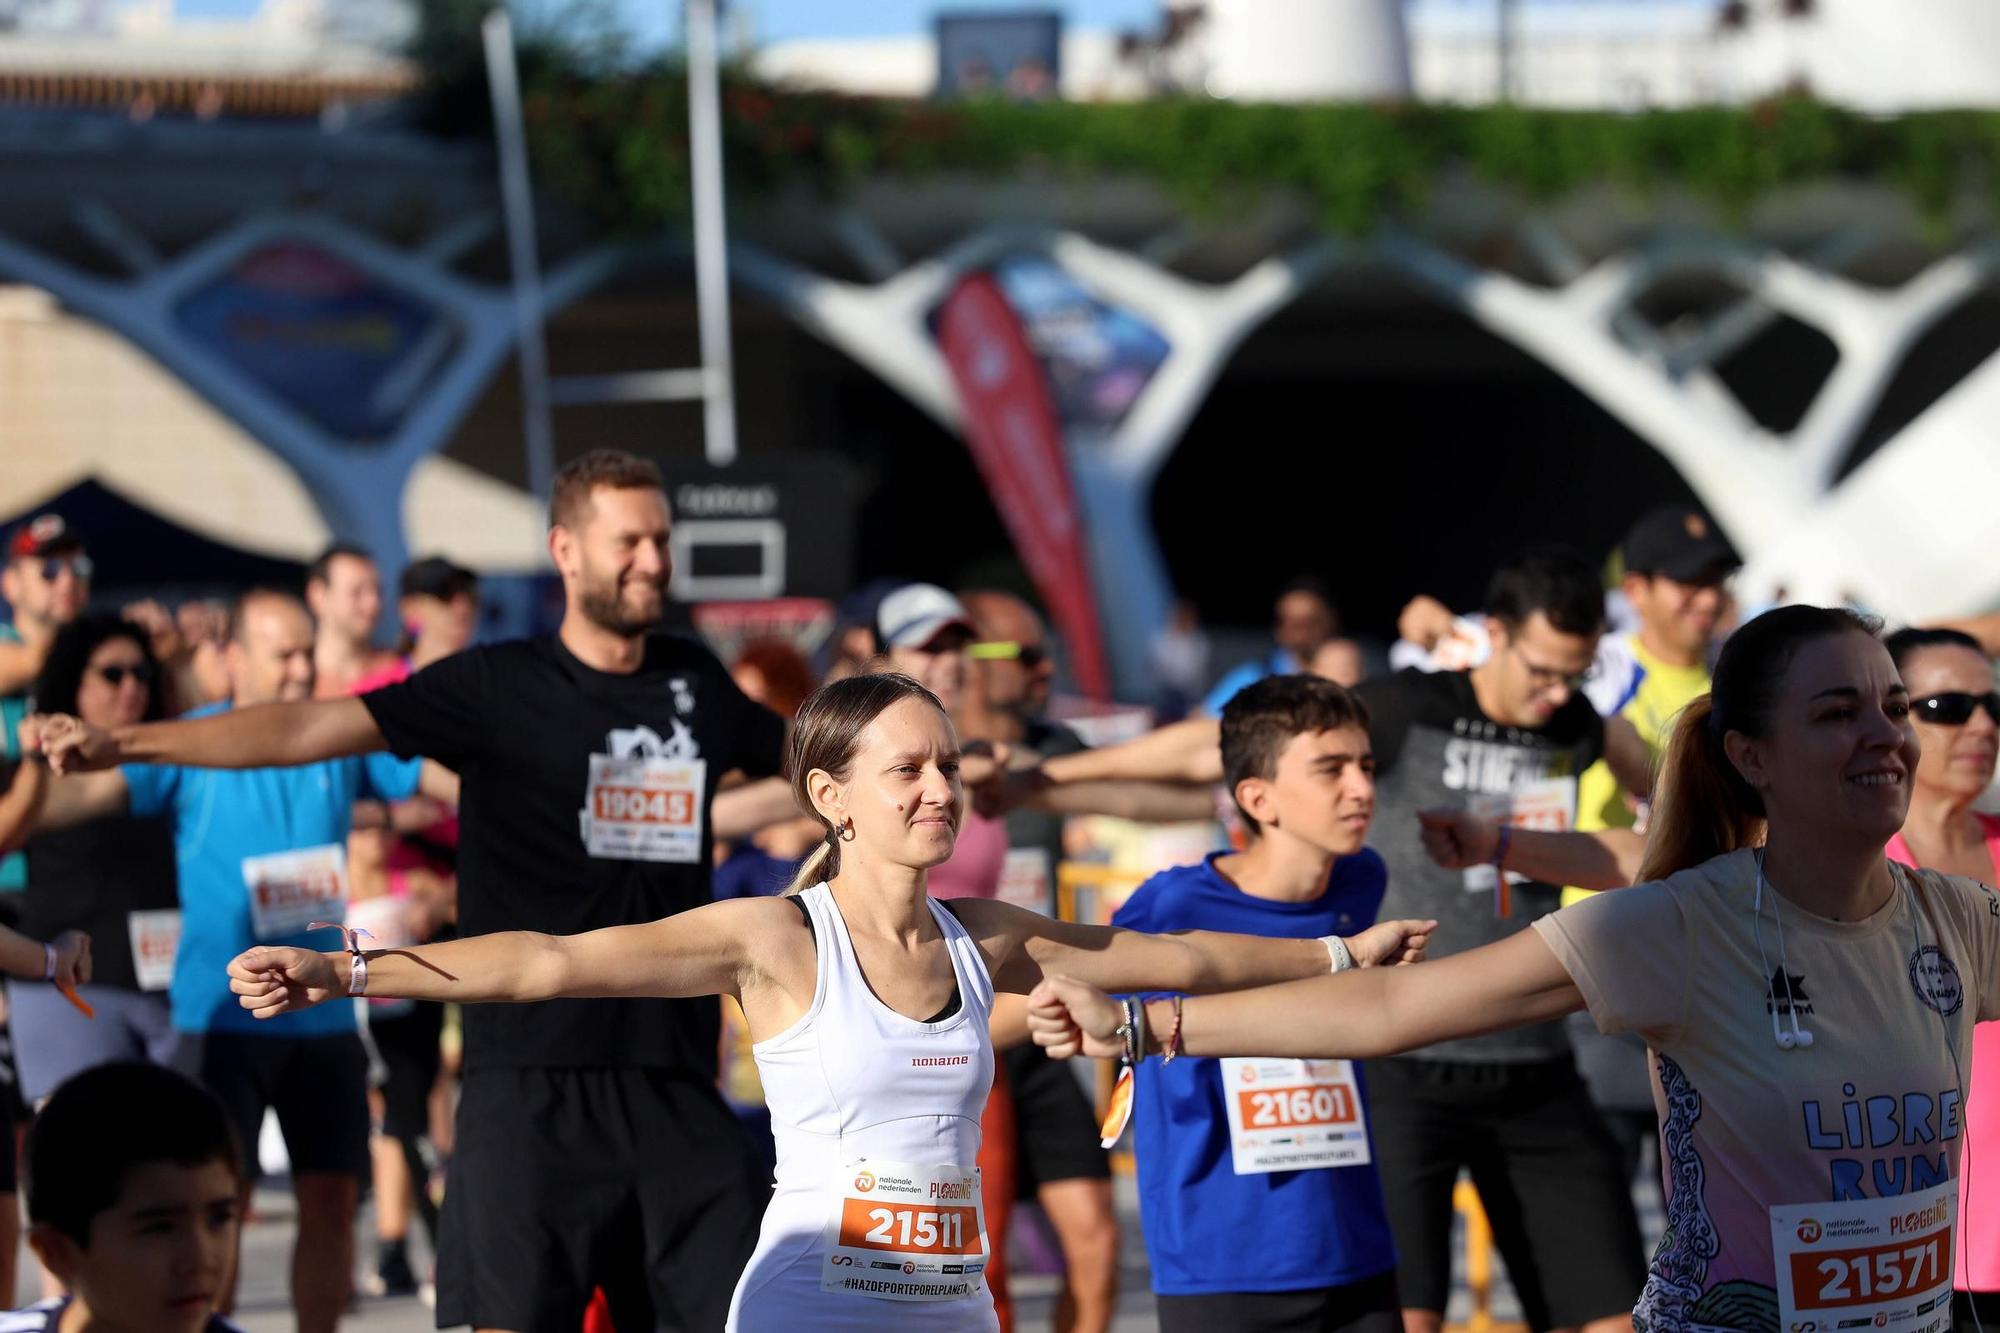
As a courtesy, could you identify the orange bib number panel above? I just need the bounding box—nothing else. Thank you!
[821,1160,987,1303]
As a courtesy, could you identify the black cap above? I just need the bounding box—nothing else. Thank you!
[9,513,83,561]
[399,556,476,602]
[1622,507,1738,582]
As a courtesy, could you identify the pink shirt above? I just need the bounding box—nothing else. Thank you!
[1887,812,2000,1293]
[925,811,1008,901]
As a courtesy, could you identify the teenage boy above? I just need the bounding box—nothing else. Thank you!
[1110,674,1430,1333]
[13,1061,246,1333]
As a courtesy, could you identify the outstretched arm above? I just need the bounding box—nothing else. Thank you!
[228,896,794,1018]
[1416,808,1643,891]
[41,697,387,774]
[1029,927,1581,1062]
[1038,718,1222,787]
[979,771,1218,823]
[949,898,1434,997]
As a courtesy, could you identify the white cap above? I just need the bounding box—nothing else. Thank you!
[876,583,974,651]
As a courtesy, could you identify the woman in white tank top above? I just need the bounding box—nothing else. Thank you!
[224,673,1435,1330]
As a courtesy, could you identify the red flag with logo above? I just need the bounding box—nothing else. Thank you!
[936,272,1111,698]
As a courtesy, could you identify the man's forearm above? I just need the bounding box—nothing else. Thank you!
[1505,827,1644,891]
[111,698,381,769]
[0,759,48,854]
[1041,718,1222,787]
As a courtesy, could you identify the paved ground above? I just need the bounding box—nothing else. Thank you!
[222,1166,1664,1333]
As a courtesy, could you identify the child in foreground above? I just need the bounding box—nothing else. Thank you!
[6,1062,244,1333]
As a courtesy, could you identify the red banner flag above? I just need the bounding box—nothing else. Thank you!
[936,273,1111,699]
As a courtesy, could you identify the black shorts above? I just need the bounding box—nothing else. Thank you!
[1157,1270,1400,1333]
[1004,1043,1109,1197]
[366,1005,443,1142]
[197,1030,371,1182]
[436,1067,767,1333]
[1367,1056,1646,1330]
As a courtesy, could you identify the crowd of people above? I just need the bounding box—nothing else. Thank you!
[0,449,1995,1333]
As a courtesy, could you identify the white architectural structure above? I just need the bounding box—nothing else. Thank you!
[754,1,2000,111]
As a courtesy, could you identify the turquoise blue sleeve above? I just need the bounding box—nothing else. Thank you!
[121,762,182,820]
[361,751,422,803]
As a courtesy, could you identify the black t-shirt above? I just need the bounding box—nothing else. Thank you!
[22,813,178,992]
[361,634,785,1072]
[1356,667,1604,1064]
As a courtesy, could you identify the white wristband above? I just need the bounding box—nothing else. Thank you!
[1320,935,1354,973]
[40,942,55,982]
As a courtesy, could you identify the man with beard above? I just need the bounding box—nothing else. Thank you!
[38,451,788,1333]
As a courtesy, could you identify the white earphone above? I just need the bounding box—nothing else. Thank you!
[1752,851,1814,1050]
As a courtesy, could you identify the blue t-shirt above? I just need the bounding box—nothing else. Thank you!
[1110,850,1399,1296]
[1199,650,1299,717]
[122,703,420,1037]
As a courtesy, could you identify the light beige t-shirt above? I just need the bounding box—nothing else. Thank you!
[1535,848,2000,1331]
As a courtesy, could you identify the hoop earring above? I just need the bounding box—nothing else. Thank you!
[839,821,856,843]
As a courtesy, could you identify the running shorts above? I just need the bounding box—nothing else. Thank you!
[1004,1043,1110,1197]
[365,1004,443,1142]
[435,1067,766,1333]
[7,981,177,1106]
[1156,1269,1401,1333]
[1367,1055,1647,1329]
[196,1030,371,1181]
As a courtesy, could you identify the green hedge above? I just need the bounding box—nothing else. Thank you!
[515,72,2000,237]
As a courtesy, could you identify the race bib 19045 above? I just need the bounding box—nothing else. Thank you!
[578,755,706,864]
[821,1159,987,1303]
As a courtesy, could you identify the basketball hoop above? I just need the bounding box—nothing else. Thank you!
[692,597,836,665]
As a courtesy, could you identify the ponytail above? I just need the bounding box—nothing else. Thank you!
[783,837,836,897]
[1635,604,1881,884]
[1635,696,1764,884]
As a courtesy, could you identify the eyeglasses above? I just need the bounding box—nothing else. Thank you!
[1913,691,2000,726]
[1510,644,1594,692]
[39,555,93,582]
[968,641,1049,669]
[94,663,153,688]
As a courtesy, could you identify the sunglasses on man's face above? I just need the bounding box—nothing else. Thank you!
[968,641,1048,669]
[39,555,93,583]
[1913,691,2000,726]
[94,663,154,688]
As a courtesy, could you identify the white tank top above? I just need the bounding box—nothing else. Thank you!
[725,882,1000,1332]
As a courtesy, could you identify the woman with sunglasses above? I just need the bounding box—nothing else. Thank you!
[1883,627,2000,1330]
[0,615,177,1100]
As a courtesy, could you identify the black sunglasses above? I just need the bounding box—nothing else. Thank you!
[95,663,154,688]
[40,555,93,582]
[1914,692,2000,726]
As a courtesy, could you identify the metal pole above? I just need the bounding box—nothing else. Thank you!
[482,8,559,505]
[1497,0,1517,102]
[686,0,739,466]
